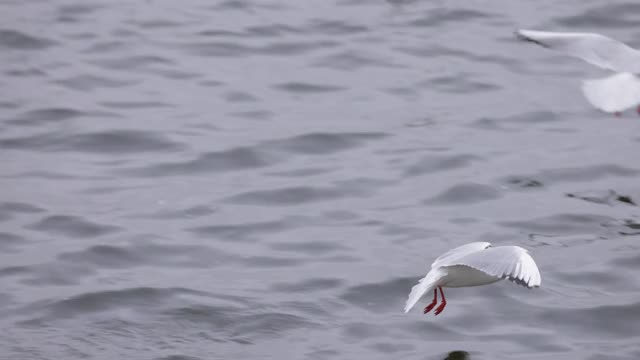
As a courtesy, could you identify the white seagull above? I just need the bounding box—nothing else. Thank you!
[516,29,640,115]
[404,242,541,315]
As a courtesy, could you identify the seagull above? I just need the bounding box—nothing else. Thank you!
[516,29,640,115]
[404,242,541,315]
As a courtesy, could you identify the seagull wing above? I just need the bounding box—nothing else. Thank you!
[516,29,640,74]
[404,268,445,313]
[431,242,491,269]
[444,246,541,288]
[582,72,640,113]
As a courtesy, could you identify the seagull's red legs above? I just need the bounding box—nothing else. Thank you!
[434,286,447,315]
[423,289,438,314]
[615,112,622,117]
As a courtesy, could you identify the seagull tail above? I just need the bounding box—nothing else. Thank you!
[404,269,443,314]
[581,73,640,113]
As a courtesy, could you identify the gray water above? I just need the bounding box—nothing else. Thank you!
[2,1,640,359]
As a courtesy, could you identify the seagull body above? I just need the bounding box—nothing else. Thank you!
[516,29,640,114]
[404,242,541,315]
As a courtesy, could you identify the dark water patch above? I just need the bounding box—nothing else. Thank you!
[0,202,45,219]
[304,20,369,35]
[82,40,127,54]
[240,255,300,268]
[199,24,297,38]
[55,74,137,91]
[471,111,560,130]
[269,241,348,254]
[405,154,479,177]
[90,55,174,71]
[58,3,104,17]
[368,342,414,354]
[0,232,26,250]
[0,171,106,180]
[163,304,240,328]
[341,277,414,312]
[154,356,203,360]
[58,242,229,269]
[554,3,640,28]
[271,278,343,293]
[7,108,87,126]
[273,82,346,94]
[1,130,182,154]
[501,176,544,190]
[566,190,636,206]
[0,29,57,50]
[265,132,388,155]
[27,215,121,238]
[230,312,316,338]
[228,109,273,119]
[183,40,338,57]
[612,253,640,268]
[188,219,294,242]
[100,100,173,109]
[507,164,638,186]
[133,20,184,29]
[42,287,207,318]
[313,50,399,71]
[396,44,521,69]
[425,183,502,205]
[0,265,30,277]
[223,91,259,102]
[615,219,640,236]
[225,185,369,206]
[17,262,94,286]
[149,68,200,80]
[5,67,46,78]
[267,167,334,177]
[65,130,183,154]
[406,9,493,28]
[147,205,216,219]
[199,79,225,87]
[423,74,500,94]
[123,146,282,177]
[501,213,614,235]
[379,224,437,243]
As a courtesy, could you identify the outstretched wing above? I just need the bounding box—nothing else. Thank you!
[431,242,491,269]
[447,246,541,288]
[516,29,640,74]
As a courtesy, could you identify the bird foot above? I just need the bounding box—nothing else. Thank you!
[615,112,622,117]
[434,301,447,315]
[423,302,437,314]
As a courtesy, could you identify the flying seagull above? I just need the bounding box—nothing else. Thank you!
[516,29,640,115]
[404,242,541,315]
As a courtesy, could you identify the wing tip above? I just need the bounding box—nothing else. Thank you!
[515,29,550,48]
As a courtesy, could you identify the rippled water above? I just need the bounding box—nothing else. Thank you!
[2,1,640,359]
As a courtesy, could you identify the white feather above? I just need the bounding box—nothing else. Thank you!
[516,29,640,113]
[403,268,444,314]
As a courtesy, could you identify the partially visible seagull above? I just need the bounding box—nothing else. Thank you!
[516,29,640,115]
[404,242,541,315]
